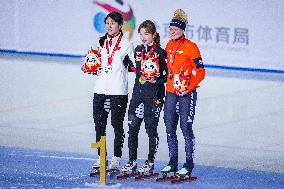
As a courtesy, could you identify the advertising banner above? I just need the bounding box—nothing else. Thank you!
[0,0,283,71]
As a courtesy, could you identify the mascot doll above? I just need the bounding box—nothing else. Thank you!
[173,68,190,95]
[82,47,102,75]
[140,53,160,82]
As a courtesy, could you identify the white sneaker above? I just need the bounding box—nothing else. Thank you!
[161,165,177,173]
[138,160,154,173]
[108,156,120,170]
[121,160,137,172]
[176,167,192,176]
[92,158,100,169]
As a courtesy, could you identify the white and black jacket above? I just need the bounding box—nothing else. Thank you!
[93,34,134,95]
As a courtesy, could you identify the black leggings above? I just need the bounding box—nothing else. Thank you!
[93,93,128,157]
[127,96,163,162]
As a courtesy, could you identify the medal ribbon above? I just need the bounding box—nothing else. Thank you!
[141,43,157,62]
[106,33,123,65]
[169,37,185,76]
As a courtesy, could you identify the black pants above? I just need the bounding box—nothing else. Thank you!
[93,93,128,157]
[128,96,163,162]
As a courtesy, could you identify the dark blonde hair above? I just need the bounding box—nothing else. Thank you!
[138,20,160,46]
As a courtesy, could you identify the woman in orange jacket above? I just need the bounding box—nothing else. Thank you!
[161,9,206,177]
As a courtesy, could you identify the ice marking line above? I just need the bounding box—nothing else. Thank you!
[23,154,34,157]
[38,155,96,161]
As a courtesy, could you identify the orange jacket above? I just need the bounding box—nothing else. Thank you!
[165,36,206,94]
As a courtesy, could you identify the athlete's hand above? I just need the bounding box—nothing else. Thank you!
[176,87,189,96]
[81,65,87,73]
[178,90,188,96]
[147,79,156,84]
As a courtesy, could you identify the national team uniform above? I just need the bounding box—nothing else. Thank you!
[127,43,167,165]
[91,33,134,159]
[164,35,206,173]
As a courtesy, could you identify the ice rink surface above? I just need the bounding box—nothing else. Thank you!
[0,53,284,188]
[1,146,284,189]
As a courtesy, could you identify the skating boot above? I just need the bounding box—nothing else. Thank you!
[108,156,120,170]
[176,167,192,177]
[92,158,100,169]
[155,165,178,181]
[90,158,109,176]
[135,160,159,180]
[161,165,177,175]
[170,167,197,183]
[121,160,137,174]
[92,157,108,169]
[138,160,154,174]
[117,160,138,179]
[90,158,100,176]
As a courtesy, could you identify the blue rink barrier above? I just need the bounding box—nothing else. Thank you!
[0,146,283,189]
[1,49,284,74]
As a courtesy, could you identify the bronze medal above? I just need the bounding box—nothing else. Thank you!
[168,37,185,80]
[169,72,173,79]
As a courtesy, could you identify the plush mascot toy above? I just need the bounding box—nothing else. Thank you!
[82,47,102,75]
[173,68,190,95]
[140,53,160,81]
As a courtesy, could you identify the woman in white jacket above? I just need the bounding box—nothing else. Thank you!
[82,11,134,170]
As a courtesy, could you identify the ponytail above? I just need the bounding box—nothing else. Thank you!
[153,32,161,46]
[99,33,107,48]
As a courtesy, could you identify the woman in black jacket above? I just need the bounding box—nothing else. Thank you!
[121,20,167,175]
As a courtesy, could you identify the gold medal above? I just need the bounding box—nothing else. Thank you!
[154,98,161,105]
[139,76,146,84]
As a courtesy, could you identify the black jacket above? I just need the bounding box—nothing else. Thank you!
[132,44,167,99]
